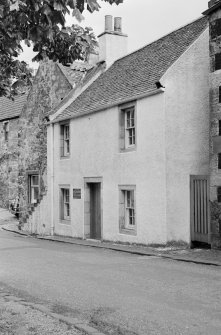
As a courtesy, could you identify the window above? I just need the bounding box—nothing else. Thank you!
[125,190,135,227]
[219,120,221,135]
[60,188,70,221]
[119,186,136,234]
[3,121,9,141]
[125,108,135,146]
[217,187,221,203]
[119,104,136,151]
[219,87,221,103]
[218,153,221,169]
[215,53,221,71]
[60,123,70,157]
[29,174,39,204]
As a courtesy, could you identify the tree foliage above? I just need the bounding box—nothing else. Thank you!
[0,0,123,97]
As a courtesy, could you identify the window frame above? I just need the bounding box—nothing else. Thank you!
[217,187,221,203]
[119,185,136,235]
[27,172,40,204]
[60,122,70,158]
[60,186,71,223]
[215,53,221,71]
[119,102,137,152]
[219,119,221,136]
[218,153,221,170]
[219,87,221,104]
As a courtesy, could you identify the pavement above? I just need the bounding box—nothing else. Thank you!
[1,207,221,267]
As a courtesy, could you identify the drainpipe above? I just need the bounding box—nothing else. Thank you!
[50,123,54,236]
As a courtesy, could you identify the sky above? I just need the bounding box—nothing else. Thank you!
[18,0,210,69]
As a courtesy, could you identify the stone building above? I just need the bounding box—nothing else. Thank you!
[0,93,27,209]
[18,59,95,230]
[18,58,103,234]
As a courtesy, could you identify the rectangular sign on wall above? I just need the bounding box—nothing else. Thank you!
[73,189,81,199]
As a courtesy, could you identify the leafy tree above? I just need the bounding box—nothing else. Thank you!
[0,0,123,97]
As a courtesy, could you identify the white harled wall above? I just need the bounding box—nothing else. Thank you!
[161,28,210,243]
[49,28,210,245]
[52,93,167,244]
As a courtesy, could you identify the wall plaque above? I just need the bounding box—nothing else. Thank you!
[73,188,81,199]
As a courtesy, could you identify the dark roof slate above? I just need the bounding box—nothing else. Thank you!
[0,93,27,121]
[51,61,105,115]
[55,16,208,122]
[57,62,94,87]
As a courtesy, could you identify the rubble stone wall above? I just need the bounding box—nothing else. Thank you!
[208,7,221,248]
[18,59,72,225]
[0,117,19,208]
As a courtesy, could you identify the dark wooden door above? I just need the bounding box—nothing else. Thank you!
[190,175,210,244]
[89,183,101,239]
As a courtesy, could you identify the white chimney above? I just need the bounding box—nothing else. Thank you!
[98,15,128,68]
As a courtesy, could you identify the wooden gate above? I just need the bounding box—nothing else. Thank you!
[190,175,210,244]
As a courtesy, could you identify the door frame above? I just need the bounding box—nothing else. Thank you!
[190,175,211,245]
[84,177,103,240]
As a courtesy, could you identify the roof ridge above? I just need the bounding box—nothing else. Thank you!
[113,15,207,64]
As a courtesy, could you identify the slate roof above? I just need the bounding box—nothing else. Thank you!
[58,62,94,87]
[54,16,208,122]
[51,61,106,115]
[0,93,27,121]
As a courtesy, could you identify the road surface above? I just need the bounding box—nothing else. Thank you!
[0,228,221,335]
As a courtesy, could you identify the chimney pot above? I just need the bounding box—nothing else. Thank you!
[114,17,122,32]
[105,15,113,31]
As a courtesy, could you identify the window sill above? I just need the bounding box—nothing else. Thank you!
[120,146,136,153]
[119,228,137,236]
[59,219,71,225]
[60,155,70,160]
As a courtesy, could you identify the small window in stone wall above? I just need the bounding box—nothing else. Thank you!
[28,174,39,204]
[218,153,221,169]
[215,53,221,71]
[217,187,221,203]
[3,121,9,141]
[219,87,221,104]
[219,120,221,135]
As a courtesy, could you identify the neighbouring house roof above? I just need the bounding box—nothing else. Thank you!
[51,61,106,116]
[0,93,27,121]
[54,16,208,123]
[57,62,94,87]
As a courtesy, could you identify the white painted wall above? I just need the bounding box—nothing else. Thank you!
[161,28,210,243]
[49,28,210,245]
[52,92,167,244]
[98,32,128,67]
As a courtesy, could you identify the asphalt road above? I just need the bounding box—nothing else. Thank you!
[0,229,221,335]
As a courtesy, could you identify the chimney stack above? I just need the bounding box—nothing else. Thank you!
[114,17,122,32]
[98,15,128,68]
[208,0,220,8]
[105,15,113,31]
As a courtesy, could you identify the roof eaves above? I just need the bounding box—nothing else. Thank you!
[52,87,165,124]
